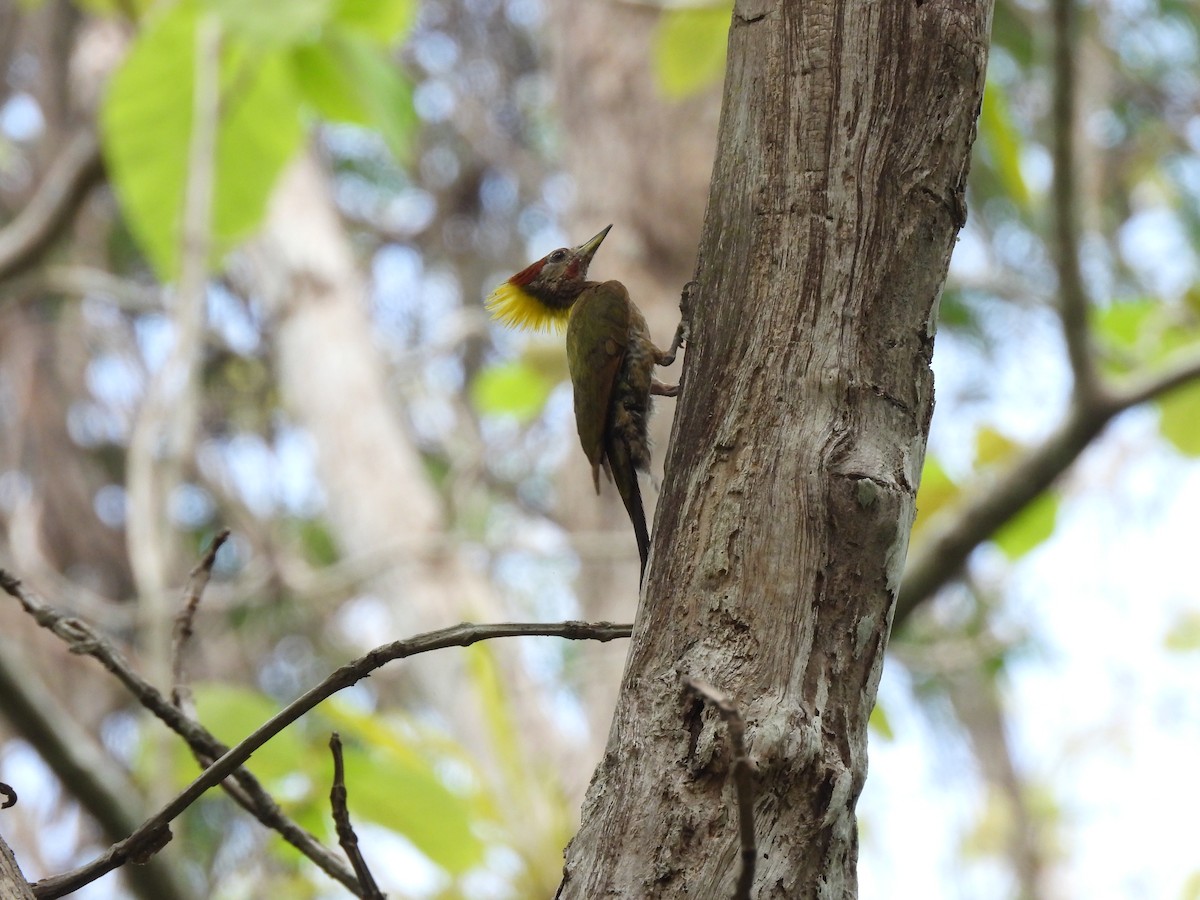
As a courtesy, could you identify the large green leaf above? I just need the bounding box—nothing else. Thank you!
[332,0,416,42]
[992,489,1058,561]
[1095,300,1157,346]
[319,704,490,874]
[202,0,332,45]
[102,5,303,278]
[290,34,415,159]
[168,684,307,787]
[911,456,959,539]
[1157,382,1200,456]
[1164,612,1200,653]
[868,702,895,741]
[471,360,553,422]
[978,81,1029,211]
[653,5,730,98]
[974,426,1020,469]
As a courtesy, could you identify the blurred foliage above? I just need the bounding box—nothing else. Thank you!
[653,5,730,98]
[100,0,416,277]
[3,0,1200,896]
[166,684,495,883]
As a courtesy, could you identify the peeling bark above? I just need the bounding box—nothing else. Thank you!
[559,1,992,896]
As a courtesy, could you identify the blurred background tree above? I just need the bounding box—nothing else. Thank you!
[0,0,1198,897]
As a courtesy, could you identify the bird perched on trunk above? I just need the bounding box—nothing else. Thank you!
[485,225,689,580]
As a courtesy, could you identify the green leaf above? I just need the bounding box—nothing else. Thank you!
[992,489,1058,560]
[1094,299,1157,352]
[201,0,332,45]
[868,702,894,741]
[295,33,414,159]
[978,81,1029,210]
[471,360,553,422]
[1181,869,1200,900]
[1157,383,1200,456]
[331,0,416,43]
[653,6,730,98]
[172,685,307,786]
[320,705,490,874]
[974,426,1020,469]
[102,6,304,278]
[290,34,416,160]
[911,456,959,539]
[297,518,339,566]
[1164,612,1200,653]
[990,2,1035,69]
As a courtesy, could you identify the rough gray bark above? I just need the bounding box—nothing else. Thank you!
[558,1,993,897]
[0,835,33,900]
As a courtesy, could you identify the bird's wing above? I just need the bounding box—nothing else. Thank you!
[566,281,630,492]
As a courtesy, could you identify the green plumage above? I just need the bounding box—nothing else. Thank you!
[567,281,656,578]
[486,226,686,582]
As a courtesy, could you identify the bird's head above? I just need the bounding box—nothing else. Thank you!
[485,225,611,332]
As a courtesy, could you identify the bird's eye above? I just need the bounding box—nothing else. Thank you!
[548,249,568,263]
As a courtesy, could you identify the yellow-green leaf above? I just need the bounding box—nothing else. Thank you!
[332,0,416,43]
[328,728,487,874]
[912,456,959,539]
[471,360,553,422]
[868,702,894,741]
[290,34,415,160]
[1158,383,1200,455]
[102,4,304,278]
[1164,612,1200,653]
[974,426,1020,469]
[653,6,730,99]
[201,0,332,45]
[979,81,1029,210]
[170,684,306,787]
[992,489,1058,560]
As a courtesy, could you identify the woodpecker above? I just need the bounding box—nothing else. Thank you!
[486,225,688,580]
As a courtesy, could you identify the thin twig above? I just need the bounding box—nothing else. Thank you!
[682,677,756,900]
[1,570,362,895]
[328,733,385,900]
[3,265,161,311]
[1050,0,1099,405]
[0,783,15,809]
[171,529,230,709]
[0,571,631,900]
[126,13,220,731]
[0,639,192,899]
[0,128,103,283]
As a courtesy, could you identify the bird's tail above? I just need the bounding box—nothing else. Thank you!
[606,439,649,582]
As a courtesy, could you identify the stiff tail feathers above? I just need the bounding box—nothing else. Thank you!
[605,439,650,582]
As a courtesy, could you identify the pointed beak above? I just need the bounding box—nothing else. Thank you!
[574,225,612,265]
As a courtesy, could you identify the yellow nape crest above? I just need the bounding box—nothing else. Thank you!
[485,281,571,333]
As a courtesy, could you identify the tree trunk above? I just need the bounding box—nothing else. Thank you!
[0,835,33,900]
[559,1,992,896]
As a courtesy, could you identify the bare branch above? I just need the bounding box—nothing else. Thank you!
[0,640,192,900]
[0,128,103,284]
[1110,347,1200,411]
[0,570,630,898]
[171,529,230,709]
[3,265,161,311]
[125,19,220,801]
[682,677,756,900]
[1050,0,1098,405]
[328,734,384,900]
[897,344,1200,626]
[1,570,360,895]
